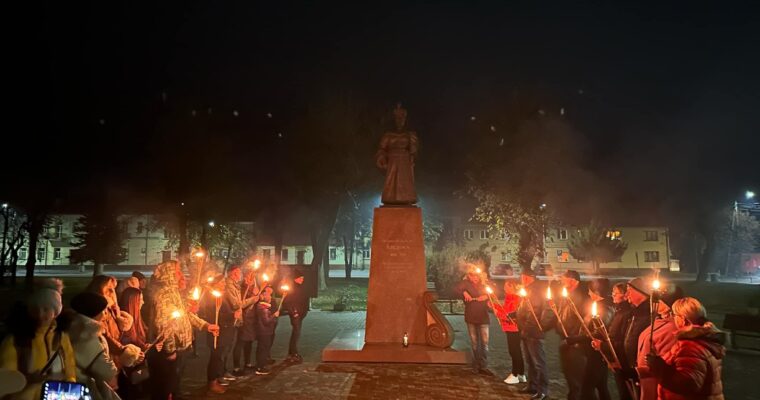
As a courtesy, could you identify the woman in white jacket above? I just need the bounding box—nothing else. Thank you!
[69,293,142,400]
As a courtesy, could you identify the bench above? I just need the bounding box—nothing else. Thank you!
[723,313,760,351]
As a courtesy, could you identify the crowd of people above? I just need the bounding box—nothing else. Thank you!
[0,259,309,400]
[458,266,726,400]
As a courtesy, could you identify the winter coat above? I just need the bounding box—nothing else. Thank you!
[146,262,209,353]
[493,294,520,333]
[455,280,490,325]
[0,321,77,400]
[282,282,309,319]
[254,301,278,337]
[239,283,260,342]
[67,314,119,400]
[623,300,651,369]
[517,280,547,339]
[608,301,632,367]
[656,322,725,400]
[636,316,678,400]
[545,285,590,339]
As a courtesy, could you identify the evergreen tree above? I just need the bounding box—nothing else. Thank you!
[568,221,627,274]
[70,210,127,276]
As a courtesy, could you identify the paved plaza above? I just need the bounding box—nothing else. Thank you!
[179,310,759,400]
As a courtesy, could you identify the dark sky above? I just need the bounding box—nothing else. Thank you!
[6,1,759,225]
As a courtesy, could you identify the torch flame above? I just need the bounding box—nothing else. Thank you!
[206,276,214,283]
[561,287,568,297]
[194,251,205,258]
[546,285,552,300]
[249,259,261,270]
[191,287,200,300]
[211,290,222,298]
[262,273,270,282]
[485,286,493,294]
[591,301,598,317]
[171,310,182,319]
[475,267,482,274]
[518,287,527,297]
[281,284,290,292]
[652,279,661,291]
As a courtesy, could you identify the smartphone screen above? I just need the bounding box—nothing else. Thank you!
[41,381,91,400]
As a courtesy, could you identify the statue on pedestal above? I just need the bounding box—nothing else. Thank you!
[375,104,418,205]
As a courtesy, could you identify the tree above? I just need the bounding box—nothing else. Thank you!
[567,221,628,274]
[70,210,127,276]
[713,207,760,276]
[0,206,27,286]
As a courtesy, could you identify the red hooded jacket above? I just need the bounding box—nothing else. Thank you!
[492,294,520,332]
[657,322,725,400]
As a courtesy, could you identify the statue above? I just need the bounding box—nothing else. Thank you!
[375,104,418,205]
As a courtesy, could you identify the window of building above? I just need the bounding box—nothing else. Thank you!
[463,229,473,240]
[644,251,660,262]
[558,229,568,240]
[644,231,658,241]
[363,249,370,258]
[37,247,45,261]
[557,250,570,263]
[480,230,488,240]
[281,249,289,261]
[329,248,337,260]
[136,222,144,234]
[140,247,147,255]
[53,248,61,260]
[52,223,62,239]
[163,229,169,239]
[19,248,28,259]
[121,222,129,235]
[262,249,271,259]
[501,252,509,261]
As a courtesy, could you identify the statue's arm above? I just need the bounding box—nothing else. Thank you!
[409,132,419,161]
[375,135,389,169]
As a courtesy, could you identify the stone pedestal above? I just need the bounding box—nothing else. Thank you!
[322,206,468,364]
[365,206,428,344]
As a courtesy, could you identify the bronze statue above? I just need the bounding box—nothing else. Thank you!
[375,104,418,205]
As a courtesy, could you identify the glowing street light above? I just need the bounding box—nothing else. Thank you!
[1,203,7,209]
[208,221,215,228]
[747,191,756,200]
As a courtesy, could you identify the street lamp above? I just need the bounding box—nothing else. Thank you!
[208,221,215,228]
[747,191,755,200]
[1,203,7,209]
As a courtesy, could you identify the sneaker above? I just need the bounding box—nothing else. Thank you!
[222,373,237,381]
[255,368,271,376]
[503,374,520,384]
[518,374,527,383]
[207,381,227,394]
[530,393,546,400]
[215,379,230,387]
[232,368,246,377]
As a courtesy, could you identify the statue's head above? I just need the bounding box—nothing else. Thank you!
[393,103,407,131]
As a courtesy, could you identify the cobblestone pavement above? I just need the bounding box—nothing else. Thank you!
[181,311,758,400]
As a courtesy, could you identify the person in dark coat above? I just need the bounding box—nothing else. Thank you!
[455,266,491,376]
[282,269,309,363]
[608,282,634,400]
[646,297,725,400]
[517,269,549,400]
[253,287,278,375]
[200,277,235,394]
[622,277,653,398]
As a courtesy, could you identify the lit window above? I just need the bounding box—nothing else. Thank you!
[19,248,28,259]
[644,231,658,241]
[644,251,660,262]
[37,248,45,261]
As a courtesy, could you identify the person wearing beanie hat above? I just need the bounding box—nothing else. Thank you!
[68,292,119,400]
[0,279,77,400]
[283,269,309,363]
[554,270,590,400]
[620,277,653,398]
[636,287,683,400]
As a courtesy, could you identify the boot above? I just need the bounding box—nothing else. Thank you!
[207,380,227,394]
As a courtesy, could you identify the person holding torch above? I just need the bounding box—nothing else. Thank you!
[282,269,309,364]
[253,287,279,375]
[455,265,492,376]
[517,269,549,400]
[232,265,262,374]
[146,261,220,400]
[555,270,590,400]
[488,279,525,385]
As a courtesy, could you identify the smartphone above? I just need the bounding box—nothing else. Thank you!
[40,381,91,400]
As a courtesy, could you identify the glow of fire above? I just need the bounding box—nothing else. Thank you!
[262,273,270,282]
[518,288,527,297]
[211,290,222,298]
[281,284,290,292]
[591,301,598,317]
[252,260,261,270]
[485,286,493,294]
[191,287,200,300]
[475,267,481,274]
[171,310,182,319]
[194,250,205,258]
[561,287,568,297]
[652,279,661,291]
[206,276,214,283]
[546,285,552,300]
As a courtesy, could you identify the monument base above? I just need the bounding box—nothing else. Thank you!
[322,329,470,364]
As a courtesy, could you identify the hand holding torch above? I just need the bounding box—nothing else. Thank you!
[519,287,543,331]
[547,285,569,337]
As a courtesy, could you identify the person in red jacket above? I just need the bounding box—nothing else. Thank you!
[646,297,725,400]
[490,279,525,385]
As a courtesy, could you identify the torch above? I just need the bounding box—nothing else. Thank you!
[649,274,661,353]
[547,285,569,337]
[192,249,205,299]
[260,272,271,292]
[211,290,222,349]
[563,287,594,338]
[519,287,543,331]
[276,284,290,314]
[590,301,622,370]
[484,286,497,309]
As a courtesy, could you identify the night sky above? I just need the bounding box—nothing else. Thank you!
[5,2,759,228]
